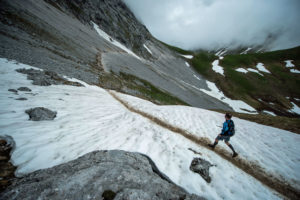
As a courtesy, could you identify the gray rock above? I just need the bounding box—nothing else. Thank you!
[190,157,216,183]
[17,87,31,92]
[15,97,27,101]
[16,68,83,87]
[25,107,57,121]
[0,150,205,200]
[8,89,17,94]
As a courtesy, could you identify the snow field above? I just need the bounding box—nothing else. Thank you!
[0,58,286,200]
[114,92,300,191]
[256,63,271,73]
[290,69,300,73]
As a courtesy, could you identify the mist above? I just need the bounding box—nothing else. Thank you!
[123,0,300,51]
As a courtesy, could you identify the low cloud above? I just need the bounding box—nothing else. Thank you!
[124,0,300,51]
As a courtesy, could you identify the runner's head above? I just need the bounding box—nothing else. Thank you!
[225,113,232,120]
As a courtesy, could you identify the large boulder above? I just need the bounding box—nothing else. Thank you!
[190,157,215,183]
[25,107,57,121]
[0,150,205,200]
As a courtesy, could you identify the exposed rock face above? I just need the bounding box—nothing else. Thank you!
[190,158,215,183]
[8,89,17,94]
[16,68,83,87]
[0,150,205,200]
[25,107,57,121]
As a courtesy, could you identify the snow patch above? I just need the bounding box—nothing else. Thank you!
[247,68,263,76]
[193,74,201,81]
[290,69,300,74]
[235,68,248,73]
[256,63,271,73]
[185,61,190,67]
[143,44,153,55]
[284,60,295,68]
[289,102,300,115]
[263,110,276,116]
[180,54,193,59]
[200,81,256,113]
[212,60,224,76]
[240,47,252,54]
[92,22,141,60]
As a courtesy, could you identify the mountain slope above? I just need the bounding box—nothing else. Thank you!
[1,58,299,199]
[0,0,239,111]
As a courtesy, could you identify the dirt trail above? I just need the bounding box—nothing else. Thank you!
[108,90,300,200]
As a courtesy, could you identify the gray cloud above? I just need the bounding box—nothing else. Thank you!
[124,0,300,51]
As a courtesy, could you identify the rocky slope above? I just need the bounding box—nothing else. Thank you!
[0,0,231,110]
[0,150,204,200]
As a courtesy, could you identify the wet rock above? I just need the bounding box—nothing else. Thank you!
[16,68,83,87]
[1,150,205,200]
[15,98,27,101]
[17,87,31,92]
[8,89,17,94]
[190,157,215,183]
[25,107,57,121]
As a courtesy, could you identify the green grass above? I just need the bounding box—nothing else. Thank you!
[119,72,189,105]
[189,46,300,117]
[98,71,189,106]
[160,41,193,55]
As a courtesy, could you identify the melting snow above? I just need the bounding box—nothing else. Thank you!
[92,22,141,60]
[256,63,271,73]
[290,69,300,74]
[181,54,193,59]
[143,44,153,55]
[185,61,190,67]
[212,60,224,76]
[235,68,248,73]
[247,68,263,76]
[240,47,252,54]
[200,81,256,113]
[289,102,300,115]
[1,58,300,200]
[263,110,276,116]
[284,60,295,68]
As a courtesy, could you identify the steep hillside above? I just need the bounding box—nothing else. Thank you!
[0,58,299,199]
[180,46,300,117]
[0,0,235,111]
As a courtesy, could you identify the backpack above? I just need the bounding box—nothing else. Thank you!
[228,120,235,136]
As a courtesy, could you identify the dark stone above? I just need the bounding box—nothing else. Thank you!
[190,157,216,183]
[17,87,31,92]
[8,89,17,94]
[102,190,116,200]
[25,107,57,121]
[15,97,27,101]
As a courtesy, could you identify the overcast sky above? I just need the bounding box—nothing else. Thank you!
[124,0,300,51]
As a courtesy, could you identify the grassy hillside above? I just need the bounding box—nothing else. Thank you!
[185,47,300,117]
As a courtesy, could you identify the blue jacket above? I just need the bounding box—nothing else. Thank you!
[221,120,232,135]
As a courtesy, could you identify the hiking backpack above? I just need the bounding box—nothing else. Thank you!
[228,120,235,136]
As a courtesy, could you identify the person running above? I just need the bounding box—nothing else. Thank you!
[208,113,238,158]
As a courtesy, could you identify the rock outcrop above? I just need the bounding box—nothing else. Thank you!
[190,157,215,183]
[16,68,83,87]
[25,107,57,121]
[0,150,205,200]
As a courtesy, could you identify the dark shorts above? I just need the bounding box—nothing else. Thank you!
[216,135,230,142]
